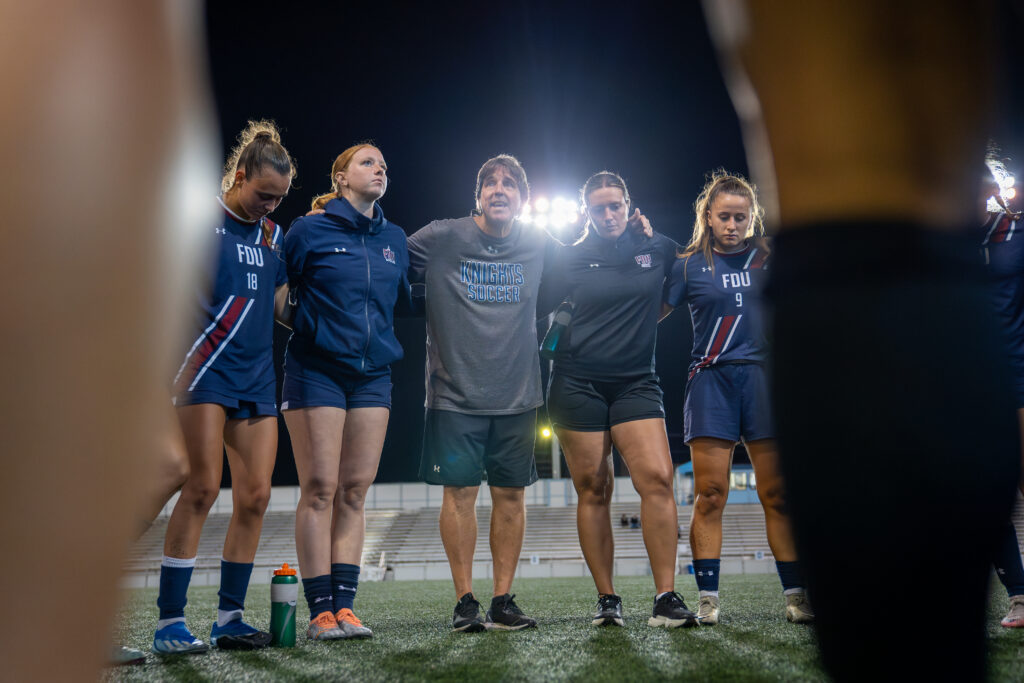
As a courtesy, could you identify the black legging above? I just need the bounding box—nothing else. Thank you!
[769,223,1019,682]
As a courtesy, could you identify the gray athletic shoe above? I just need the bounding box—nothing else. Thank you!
[335,608,373,638]
[785,592,814,624]
[696,595,720,625]
[1001,595,1024,627]
[306,611,345,641]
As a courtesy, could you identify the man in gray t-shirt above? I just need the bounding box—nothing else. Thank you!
[408,155,555,632]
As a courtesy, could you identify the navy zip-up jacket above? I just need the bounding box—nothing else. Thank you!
[284,197,411,377]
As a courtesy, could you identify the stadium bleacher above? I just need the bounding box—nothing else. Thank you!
[124,481,1024,588]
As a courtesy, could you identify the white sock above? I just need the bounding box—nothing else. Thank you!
[699,590,719,598]
[783,588,805,596]
[655,591,673,601]
[217,609,243,627]
[156,616,185,630]
[161,555,197,568]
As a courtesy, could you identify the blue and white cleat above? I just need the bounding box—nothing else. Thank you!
[210,618,272,650]
[152,622,209,655]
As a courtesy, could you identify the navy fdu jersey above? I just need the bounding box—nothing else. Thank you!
[173,199,287,403]
[543,230,678,380]
[284,197,410,377]
[981,212,1024,368]
[665,243,769,378]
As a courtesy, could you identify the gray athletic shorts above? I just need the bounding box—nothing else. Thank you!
[419,408,539,487]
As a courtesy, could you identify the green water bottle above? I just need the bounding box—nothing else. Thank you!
[270,563,298,647]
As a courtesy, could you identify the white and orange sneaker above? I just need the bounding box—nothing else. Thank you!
[1001,595,1024,627]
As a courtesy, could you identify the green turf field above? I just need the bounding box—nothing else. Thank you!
[107,574,1024,682]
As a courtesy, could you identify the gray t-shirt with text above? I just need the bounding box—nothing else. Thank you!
[408,216,555,415]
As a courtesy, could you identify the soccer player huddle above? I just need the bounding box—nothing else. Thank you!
[147,119,818,655]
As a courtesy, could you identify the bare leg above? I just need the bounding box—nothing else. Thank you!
[163,404,229,558]
[688,437,734,561]
[137,403,191,535]
[286,407,344,579]
[556,427,616,595]
[612,419,678,594]
[222,416,277,562]
[490,486,526,597]
[744,439,796,562]
[331,407,390,564]
[441,486,480,598]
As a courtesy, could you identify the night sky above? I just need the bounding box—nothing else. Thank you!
[205,1,1023,485]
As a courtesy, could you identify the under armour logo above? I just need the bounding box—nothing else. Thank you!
[215,227,226,235]
[433,465,440,473]
[588,263,600,269]
[335,247,347,253]
[486,245,499,254]
[702,266,711,272]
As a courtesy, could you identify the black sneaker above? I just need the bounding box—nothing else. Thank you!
[648,592,698,628]
[592,594,624,626]
[452,593,486,632]
[210,619,272,650]
[485,594,537,631]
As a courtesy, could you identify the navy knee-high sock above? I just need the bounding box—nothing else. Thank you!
[332,563,360,612]
[995,522,1024,597]
[693,559,721,593]
[157,556,196,626]
[303,575,334,620]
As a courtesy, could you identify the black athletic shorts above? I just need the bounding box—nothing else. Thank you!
[419,408,539,487]
[547,372,665,432]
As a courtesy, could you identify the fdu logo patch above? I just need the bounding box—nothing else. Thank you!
[382,245,396,264]
[635,253,652,268]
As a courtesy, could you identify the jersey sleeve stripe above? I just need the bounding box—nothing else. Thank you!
[173,296,252,393]
[689,314,741,379]
[991,215,1013,244]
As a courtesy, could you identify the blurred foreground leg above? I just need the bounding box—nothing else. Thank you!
[0,1,215,679]
[704,1,1019,678]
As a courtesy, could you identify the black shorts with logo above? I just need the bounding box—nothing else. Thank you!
[547,372,665,432]
[419,408,539,487]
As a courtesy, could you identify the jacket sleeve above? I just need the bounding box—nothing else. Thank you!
[394,235,422,318]
[283,217,309,288]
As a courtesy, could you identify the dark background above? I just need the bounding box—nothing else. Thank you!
[205,1,1024,486]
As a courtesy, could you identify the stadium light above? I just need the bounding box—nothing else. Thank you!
[990,169,1018,212]
[522,193,582,236]
[540,426,552,439]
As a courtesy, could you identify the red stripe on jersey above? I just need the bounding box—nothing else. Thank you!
[174,296,250,393]
[688,315,737,379]
[707,315,737,358]
[260,218,278,247]
[750,251,769,269]
[992,215,1012,243]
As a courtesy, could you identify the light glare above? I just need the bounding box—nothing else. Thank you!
[534,197,550,214]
